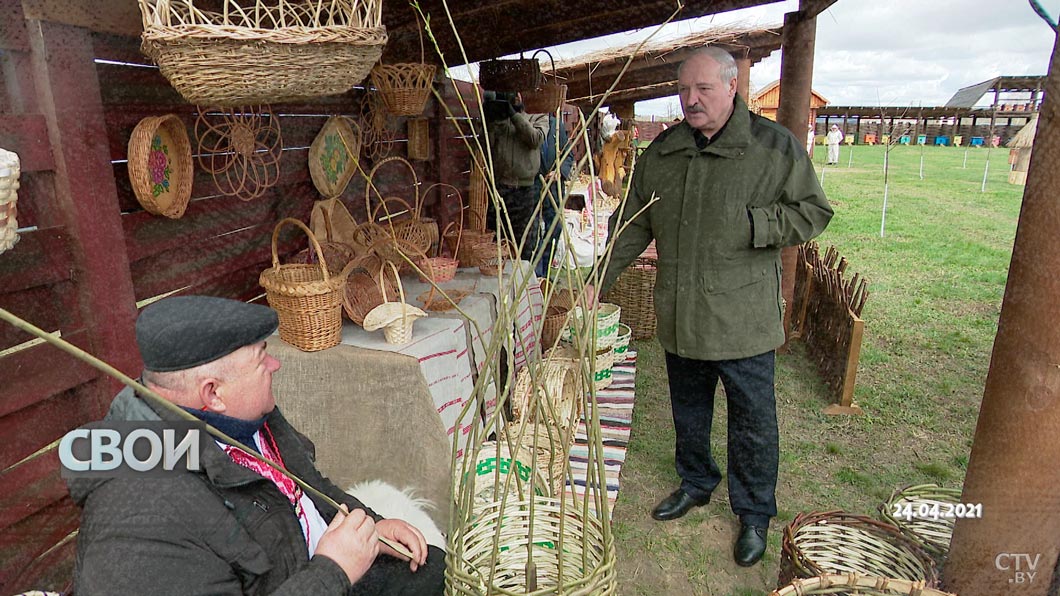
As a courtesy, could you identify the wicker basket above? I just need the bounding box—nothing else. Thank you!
[779,511,939,589]
[341,253,396,325]
[455,441,549,512]
[612,323,632,363]
[602,256,657,340]
[138,0,387,106]
[0,147,20,254]
[522,50,567,114]
[416,287,470,312]
[447,496,617,596]
[371,58,435,117]
[475,239,513,277]
[593,347,614,390]
[362,262,427,344]
[128,114,193,219]
[510,359,580,426]
[501,422,573,499]
[562,303,621,350]
[478,54,542,92]
[407,117,430,160]
[364,156,435,254]
[309,115,361,198]
[309,197,368,255]
[259,218,348,352]
[772,574,957,596]
[879,484,962,559]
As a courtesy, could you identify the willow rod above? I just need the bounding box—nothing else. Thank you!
[0,307,415,561]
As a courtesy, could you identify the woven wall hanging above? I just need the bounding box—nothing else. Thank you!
[195,105,283,201]
[309,115,362,198]
[128,114,194,218]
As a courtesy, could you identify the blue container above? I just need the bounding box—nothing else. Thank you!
[935,136,949,146]
[916,134,927,145]
[899,135,911,145]
[970,136,985,146]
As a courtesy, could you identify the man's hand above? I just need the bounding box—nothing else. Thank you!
[315,507,380,584]
[376,519,429,572]
[582,283,598,306]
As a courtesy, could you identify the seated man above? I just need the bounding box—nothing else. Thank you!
[67,295,445,595]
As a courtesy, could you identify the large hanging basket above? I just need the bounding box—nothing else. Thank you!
[879,484,963,559]
[0,147,21,254]
[779,511,939,589]
[772,574,957,596]
[522,50,567,114]
[447,496,617,596]
[479,54,542,92]
[259,218,348,352]
[602,255,657,340]
[138,0,387,106]
[128,114,193,218]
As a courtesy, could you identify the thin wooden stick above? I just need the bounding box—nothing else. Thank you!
[0,307,415,561]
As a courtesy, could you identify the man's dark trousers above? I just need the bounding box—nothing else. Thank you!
[664,350,778,528]
[489,185,538,262]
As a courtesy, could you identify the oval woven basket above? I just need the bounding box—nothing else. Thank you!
[341,254,395,325]
[499,422,574,508]
[562,303,621,350]
[138,0,387,106]
[602,255,657,340]
[259,218,348,352]
[371,63,436,117]
[128,114,193,219]
[455,440,550,513]
[879,484,963,559]
[447,496,617,596]
[772,573,957,596]
[779,511,939,589]
[612,323,632,363]
[478,54,542,92]
[510,358,581,426]
[522,50,567,114]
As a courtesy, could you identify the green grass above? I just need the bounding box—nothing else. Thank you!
[611,144,1022,594]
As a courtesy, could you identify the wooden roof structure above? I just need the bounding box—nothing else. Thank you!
[751,79,829,108]
[945,75,1046,108]
[546,25,784,109]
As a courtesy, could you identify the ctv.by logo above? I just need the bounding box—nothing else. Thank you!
[59,421,204,478]
[995,553,1041,585]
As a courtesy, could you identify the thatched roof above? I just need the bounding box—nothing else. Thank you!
[1007,114,1039,149]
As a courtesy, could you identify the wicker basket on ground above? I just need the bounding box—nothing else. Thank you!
[879,484,963,559]
[500,422,573,506]
[602,255,657,340]
[259,218,348,352]
[779,511,939,589]
[772,573,957,596]
[447,496,617,595]
[138,0,386,106]
[454,440,550,512]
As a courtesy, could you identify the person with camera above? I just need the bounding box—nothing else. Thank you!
[483,91,549,262]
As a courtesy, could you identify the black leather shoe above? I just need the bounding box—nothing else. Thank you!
[734,524,767,566]
[651,489,708,521]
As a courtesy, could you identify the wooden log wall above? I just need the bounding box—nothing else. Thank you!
[0,5,479,591]
[791,242,868,414]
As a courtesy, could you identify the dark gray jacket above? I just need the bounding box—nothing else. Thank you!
[67,386,380,595]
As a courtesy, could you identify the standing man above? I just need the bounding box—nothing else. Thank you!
[68,296,444,594]
[485,91,549,262]
[826,124,844,164]
[534,112,575,277]
[599,47,832,567]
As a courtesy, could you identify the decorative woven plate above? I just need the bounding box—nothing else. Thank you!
[128,114,193,218]
[309,116,362,198]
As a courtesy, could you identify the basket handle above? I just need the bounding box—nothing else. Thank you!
[377,260,406,308]
[531,49,557,83]
[423,182,464,254]
[364,156,420,218]
[440,221,460,258]
[271,217,331,283]
[371,196,417,222]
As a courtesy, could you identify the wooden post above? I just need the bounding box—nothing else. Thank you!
[736,56,751,103]
[942,31,1060,596]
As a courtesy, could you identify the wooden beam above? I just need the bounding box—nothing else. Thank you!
[20,0,141,37]
[0,0,28,50]
[798,0,838,19]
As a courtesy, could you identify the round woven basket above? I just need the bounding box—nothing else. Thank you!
[455,440,550,513]
[772,573,957,596]
[0,147,21,254]
[416,287,470,312]
[593,347,614,390]
[540,305,572,351]
[309,115,361,198]
[602,255,657,340]
[522,50,567,114]
[341,254,395,325]
[138,0,387,106]
[612,323,632,363]
[779,511,939,589]
[510,359,581,426]
[371,63,436,117]
[128,114,193,219]
[879,484,963,559]
[474,239,513,277]
[562,303,621,350]
[259,218,348,352]
[447,496,617,595]
[478,54,542,91]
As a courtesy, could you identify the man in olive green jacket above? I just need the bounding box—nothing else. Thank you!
[599,47,833,567]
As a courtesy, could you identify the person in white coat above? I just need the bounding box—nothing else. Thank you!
[826,124,844,164]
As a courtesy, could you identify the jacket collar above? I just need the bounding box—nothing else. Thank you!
[656,94,752,159]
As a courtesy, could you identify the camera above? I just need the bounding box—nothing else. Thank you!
[483,90,520,123]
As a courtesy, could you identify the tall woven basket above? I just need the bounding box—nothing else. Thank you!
[779,511,939,589]
[602,255,657,340]
[139,0,387,106]
[522,50,567,114]
[879,484,963,560]
[259,218,348,352]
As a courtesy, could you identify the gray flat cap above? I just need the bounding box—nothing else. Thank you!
[136,296,278,372]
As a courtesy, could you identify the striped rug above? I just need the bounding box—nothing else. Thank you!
[565,351,637,514]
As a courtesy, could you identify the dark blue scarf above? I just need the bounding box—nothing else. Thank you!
[182,407,268,454]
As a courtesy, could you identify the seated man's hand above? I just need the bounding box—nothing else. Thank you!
[315,507,379,584]
[376,518,429,572]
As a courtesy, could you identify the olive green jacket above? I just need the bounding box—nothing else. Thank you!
[600,96,833,360]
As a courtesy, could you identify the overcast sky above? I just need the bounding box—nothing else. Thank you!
[463,0,1060,118]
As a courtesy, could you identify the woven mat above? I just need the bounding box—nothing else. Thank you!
[564,351,637,514]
